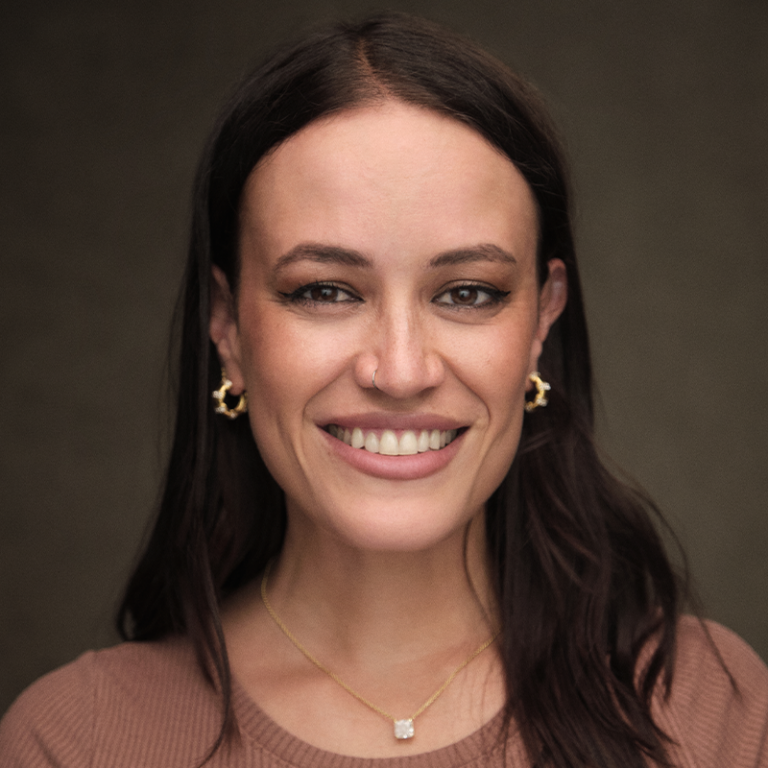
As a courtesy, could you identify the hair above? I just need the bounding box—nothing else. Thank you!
[118,12,685,767]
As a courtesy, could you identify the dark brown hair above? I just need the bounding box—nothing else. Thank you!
[118,12,683,767]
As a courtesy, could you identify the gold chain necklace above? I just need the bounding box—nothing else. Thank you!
[260,564,499,741]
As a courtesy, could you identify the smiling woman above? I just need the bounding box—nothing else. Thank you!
[210,102,565,548]
[1,10,766,768]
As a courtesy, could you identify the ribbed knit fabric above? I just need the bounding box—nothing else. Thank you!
[1,617,766,767]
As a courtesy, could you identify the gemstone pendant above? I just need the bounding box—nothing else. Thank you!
[394,719,414,739]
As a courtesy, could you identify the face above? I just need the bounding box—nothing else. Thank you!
[211,101,566,553]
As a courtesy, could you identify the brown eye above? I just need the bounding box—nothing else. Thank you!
[309,285,341,302]
[282,281,361,306]
[434,283,506,309]
[450,287,479,305]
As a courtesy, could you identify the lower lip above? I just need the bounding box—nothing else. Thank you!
[320,428,465,480]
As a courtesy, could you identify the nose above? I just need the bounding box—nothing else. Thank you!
[355,304,445,399]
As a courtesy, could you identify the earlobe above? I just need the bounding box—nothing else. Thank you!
[209,266,246,393]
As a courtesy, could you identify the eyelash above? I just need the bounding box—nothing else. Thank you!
[280,281,510,310]
[433,284,510,309]
[280,282,361,306]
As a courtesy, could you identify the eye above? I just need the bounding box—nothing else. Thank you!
[281,281,361,306]
[434,284,509,308]
[306,284,345,302]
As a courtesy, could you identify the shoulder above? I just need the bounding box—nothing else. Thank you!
[0,638,222,767]
[655,616,768,768]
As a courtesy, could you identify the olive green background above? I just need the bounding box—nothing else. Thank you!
[1,0,766,714]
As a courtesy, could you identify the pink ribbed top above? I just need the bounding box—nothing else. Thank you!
[1,617,766,766]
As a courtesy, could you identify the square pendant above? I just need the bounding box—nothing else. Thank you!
[394,719,414,740]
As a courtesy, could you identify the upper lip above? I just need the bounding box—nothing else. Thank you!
[318,412,466,432]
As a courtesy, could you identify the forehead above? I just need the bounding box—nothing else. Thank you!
[240,101,539,262]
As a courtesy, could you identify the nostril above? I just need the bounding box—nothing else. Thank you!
[365,352,446,397]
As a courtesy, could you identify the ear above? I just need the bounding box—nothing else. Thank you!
[528,258,568,376]
[210,266,246,394]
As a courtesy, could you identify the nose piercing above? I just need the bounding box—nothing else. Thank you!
[372,370,379,390]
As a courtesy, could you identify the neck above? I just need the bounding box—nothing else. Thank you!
[263,509,497,663]
[221,505,505,756]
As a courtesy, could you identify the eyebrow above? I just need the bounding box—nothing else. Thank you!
[272,242,517,274]
[274,244,372,273]
[428,244,517,268]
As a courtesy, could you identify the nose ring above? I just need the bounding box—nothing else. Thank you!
[372,369,379,390]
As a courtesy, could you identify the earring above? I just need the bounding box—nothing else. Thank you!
[524,372,551,412]
[212,369,248,419]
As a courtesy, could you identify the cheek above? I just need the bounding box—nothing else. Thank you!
[237,312,350,429]
[452,324,535,410]
[240,319,305,413]
[235,316,317,487]
[449,323,534,479]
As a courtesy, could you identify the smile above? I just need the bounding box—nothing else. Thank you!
[326,426,460,456]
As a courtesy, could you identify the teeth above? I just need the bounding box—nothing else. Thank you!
[329,426,459,455]
[379,430,399,455]
[399,431,418,455]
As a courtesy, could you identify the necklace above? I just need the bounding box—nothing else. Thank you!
[260,564,499,741]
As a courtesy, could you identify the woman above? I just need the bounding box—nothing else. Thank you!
[1,11,766,768]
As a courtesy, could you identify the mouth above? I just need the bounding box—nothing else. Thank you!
[324,425,463,456]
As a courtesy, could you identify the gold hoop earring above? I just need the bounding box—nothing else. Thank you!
[212,369,248,419]
[524,371,550,412]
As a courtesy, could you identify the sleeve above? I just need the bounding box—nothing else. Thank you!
[654,618,768,768]
[0,652,98,768]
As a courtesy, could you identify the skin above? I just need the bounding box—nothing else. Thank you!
[211,100,567,756]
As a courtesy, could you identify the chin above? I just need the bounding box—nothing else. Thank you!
[311,495,482,554]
